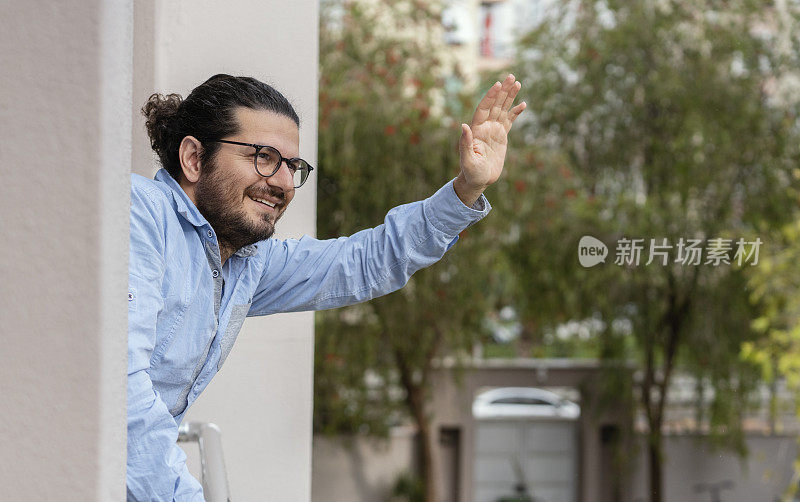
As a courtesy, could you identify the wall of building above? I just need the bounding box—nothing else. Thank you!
[312,427,418,502]
[132,1,319,500]
[0,0,318,499]
[630,434,798,502]
[0,0,131,499]
[312,430,799,502]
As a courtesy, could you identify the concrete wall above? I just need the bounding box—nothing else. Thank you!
[630,434,798,502]
[0,0,317,499]
[312,427,418,502]
[0,1,131,500]
[312,431,799,502]
[132,1,319,500]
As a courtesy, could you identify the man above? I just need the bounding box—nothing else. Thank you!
[127,73,525,501]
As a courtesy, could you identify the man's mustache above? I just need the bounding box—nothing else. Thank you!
[248,186,286,207]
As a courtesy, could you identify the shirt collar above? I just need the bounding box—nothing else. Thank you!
[154,169,259,259]
[234,244,258,257]
[154,168,209,228]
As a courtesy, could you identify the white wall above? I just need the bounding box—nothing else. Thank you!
[312,428,418,502]
[132,1,319,500]
[630,434,799,502]
[0,1,131,500]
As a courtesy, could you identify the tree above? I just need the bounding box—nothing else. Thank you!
[315,2,497,500]
[744,217,800,497]
[503,1,800,500]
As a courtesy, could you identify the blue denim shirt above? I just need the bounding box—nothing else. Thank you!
[126,169,490,501]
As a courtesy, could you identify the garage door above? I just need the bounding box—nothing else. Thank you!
[473,419,578,502]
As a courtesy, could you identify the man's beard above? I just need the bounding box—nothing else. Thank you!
[194,157,286,253]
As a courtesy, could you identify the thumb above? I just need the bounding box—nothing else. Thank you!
[459,123,473,154]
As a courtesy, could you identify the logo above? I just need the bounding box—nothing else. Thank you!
[578,235,608,267]
[578,236,762,268]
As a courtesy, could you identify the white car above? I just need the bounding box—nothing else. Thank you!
[472,387,580,420]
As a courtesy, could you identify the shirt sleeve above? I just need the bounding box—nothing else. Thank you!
[248,178,491,315]
[127,185,205,502]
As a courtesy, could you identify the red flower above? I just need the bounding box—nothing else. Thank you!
[514,180,527,193]
[410,133,420,145]
[384,125,396,136]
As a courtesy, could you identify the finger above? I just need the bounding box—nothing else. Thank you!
[488,75,515,121]
[472,81,501,125]
[459,123,474,154]
[507,101,527,128]
[501,81,522,115]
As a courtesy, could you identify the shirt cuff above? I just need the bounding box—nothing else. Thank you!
[422,178,492,237]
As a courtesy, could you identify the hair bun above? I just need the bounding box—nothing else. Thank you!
[142,93,183,171]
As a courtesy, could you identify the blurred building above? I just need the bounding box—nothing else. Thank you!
[443,0,555,77]
[314,359,636,502]
[312,361,800,502]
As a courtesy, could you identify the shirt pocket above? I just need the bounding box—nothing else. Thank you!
[217,303,251,370]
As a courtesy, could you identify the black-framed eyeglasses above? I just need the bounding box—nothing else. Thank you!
[205,139,314,188]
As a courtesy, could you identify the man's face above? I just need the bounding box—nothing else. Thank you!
[194,107,299,251]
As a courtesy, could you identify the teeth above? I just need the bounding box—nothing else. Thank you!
[250,196,276,208]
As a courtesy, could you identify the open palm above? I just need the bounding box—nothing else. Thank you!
[459,74,526,189]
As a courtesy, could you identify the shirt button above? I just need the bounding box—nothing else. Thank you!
[212,269,219,278]
[206,229,213,238]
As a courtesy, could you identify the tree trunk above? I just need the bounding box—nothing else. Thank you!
[407,382,437,502]
[769,355,778,435]
[645,271,690,502]
[648,433,663,502]
[416,410,436,502]
[515,323,535,358]
[394,344,439,502]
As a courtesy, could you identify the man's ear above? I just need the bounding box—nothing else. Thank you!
[178,136,204,184]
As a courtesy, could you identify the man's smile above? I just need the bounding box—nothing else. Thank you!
[246,186,286,215]
[248,195,277,208]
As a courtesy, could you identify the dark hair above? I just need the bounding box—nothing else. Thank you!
[141,74,300,180]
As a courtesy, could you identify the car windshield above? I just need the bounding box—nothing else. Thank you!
[490,397,554,406]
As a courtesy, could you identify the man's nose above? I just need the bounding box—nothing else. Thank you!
[267,160,295,191]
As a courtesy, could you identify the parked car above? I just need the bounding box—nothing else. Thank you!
[472,387,580,420]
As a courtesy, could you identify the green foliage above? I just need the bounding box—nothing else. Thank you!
[315,1,800,497]
[315,0,494,436]
[745,250,800,502]
[745,218,800,436]
[500,0,800,489]
[391,471,425,502]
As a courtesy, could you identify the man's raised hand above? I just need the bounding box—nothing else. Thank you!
[454,74,526,206]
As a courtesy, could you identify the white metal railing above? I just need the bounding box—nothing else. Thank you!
[177,422,231,502]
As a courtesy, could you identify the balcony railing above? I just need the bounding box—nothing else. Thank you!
[177,422,231,502]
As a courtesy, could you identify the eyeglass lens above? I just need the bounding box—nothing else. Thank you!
[255,146,311,188]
